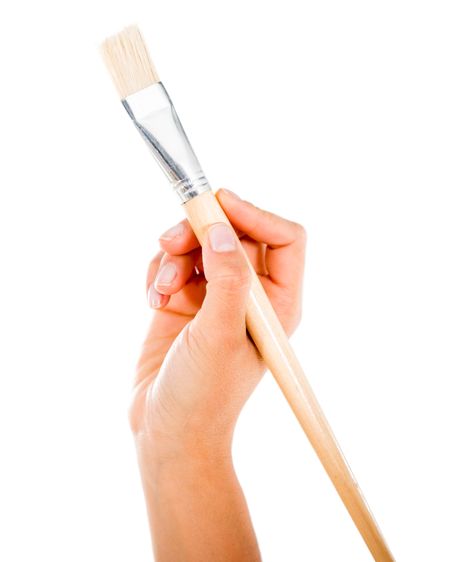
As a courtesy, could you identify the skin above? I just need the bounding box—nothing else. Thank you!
[130,188,306,561]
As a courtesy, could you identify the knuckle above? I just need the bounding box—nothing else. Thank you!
[291,222,307,248]
[293,222,307,242]
[214,263,251,292]
[275,291,303,335]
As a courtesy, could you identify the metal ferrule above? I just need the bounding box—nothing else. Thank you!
[122,83,211,203]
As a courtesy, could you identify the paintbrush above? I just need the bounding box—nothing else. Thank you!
[101,25,394,561]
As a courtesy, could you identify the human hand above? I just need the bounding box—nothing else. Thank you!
[130,188,306,462]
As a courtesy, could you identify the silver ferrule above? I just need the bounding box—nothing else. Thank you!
[122,83,211,203]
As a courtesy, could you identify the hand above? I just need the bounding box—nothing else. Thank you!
[130,189,307,461]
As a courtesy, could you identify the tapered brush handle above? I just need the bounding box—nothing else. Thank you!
[184,191,394,562]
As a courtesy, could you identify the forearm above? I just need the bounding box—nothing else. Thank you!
[137,445,261,562]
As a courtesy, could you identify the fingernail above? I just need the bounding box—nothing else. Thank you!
[159,222,185,241]
[148,285,163,308]
[208,223,236,253]
[154,262,177,287]
[221,188,240,200]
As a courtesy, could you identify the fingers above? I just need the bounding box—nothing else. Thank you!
[149,222,252,341]
[216,189,305,248]
[157,187,306,317]
[154,252,200,295]
[159,219,199,255]
[216,189,306,289]
[146,252,170,309]
[194,223,251,340]
[159,218,243,257]
[159,190,306,290]
[146,249,200,309]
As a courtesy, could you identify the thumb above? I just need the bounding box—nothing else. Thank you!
[194,222,251,340]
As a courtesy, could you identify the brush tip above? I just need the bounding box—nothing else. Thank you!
[101,25,159,99]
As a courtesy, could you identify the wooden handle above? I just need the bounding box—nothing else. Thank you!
[183,191,394,561]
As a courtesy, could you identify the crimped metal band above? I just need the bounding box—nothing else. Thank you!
[123,83,211,203]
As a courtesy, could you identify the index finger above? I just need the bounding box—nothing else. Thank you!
[216,189,306,289]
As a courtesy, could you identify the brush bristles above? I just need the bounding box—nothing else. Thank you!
[101,26,159,99]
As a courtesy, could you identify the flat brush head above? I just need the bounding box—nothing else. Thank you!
[101,25,159,99]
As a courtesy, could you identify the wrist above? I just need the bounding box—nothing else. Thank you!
[136,425,235,473]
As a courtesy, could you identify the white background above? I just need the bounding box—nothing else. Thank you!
[1,1,449,560]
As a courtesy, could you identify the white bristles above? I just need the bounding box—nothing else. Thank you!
[101,26,159,99]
